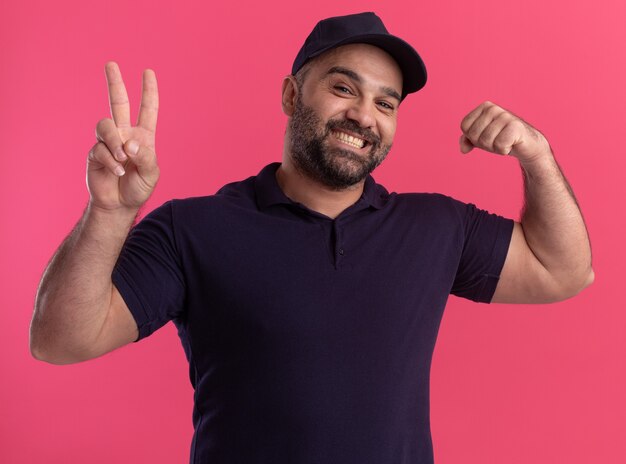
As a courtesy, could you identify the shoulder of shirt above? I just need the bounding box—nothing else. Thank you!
[391,191,469,208]
[384,191,480,226]
[162,175,258,211]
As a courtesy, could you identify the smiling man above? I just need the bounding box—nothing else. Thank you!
[283,46,401,194]
[31,12,593,464]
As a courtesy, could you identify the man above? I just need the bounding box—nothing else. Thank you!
[31,12,593,464]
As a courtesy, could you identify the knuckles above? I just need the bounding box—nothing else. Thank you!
[95,118,114,138]
[493,139,511,154]
[484,104,503,119]
[459,101,546,157]
[477,131,494,146]
[88,142,112,162]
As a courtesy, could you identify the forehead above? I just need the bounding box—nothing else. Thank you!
[308,43,403,93]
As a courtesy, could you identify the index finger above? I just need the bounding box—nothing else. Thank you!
[460,101,493,134]
[104,61,132,128]
[136,68,159,133]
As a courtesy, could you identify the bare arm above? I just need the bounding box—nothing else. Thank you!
[492,153,594,303]
[31,206,139,364]
[30,62,160,364]
[459,101,594,303]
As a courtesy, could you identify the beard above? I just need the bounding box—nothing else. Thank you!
[287,97,392,190]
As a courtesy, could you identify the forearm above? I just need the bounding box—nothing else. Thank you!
[519,148,594,293]
[30,204,138,361]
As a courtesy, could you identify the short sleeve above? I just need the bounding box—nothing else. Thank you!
[112,201,186,341]
[450,201,514,303]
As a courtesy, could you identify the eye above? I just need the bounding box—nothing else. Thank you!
[334,85,353,95]
[378,101,395,111]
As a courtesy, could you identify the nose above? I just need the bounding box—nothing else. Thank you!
[345,98,376,130]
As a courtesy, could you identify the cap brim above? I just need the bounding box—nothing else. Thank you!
[307,33,427,99]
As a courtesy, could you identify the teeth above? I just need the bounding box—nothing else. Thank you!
[333,131,365,148]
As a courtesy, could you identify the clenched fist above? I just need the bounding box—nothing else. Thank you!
[459,101,552,164]
[87,62,160,212]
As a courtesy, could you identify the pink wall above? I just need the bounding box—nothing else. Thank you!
[2,0,624,462]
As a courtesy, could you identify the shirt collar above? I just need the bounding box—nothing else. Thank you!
[254,162,388,213]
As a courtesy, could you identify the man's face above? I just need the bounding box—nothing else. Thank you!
[287,44,403,190]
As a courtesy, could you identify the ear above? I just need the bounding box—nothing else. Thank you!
[281,75,298,117]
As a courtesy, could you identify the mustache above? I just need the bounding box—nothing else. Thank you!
[325,119,380,146]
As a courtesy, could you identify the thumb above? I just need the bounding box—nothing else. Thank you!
[124,140,160,185]
[459,134,474,154]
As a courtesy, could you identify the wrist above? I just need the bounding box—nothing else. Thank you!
[84,202,140,238]
[518,144,555,172]
[87,202,139,220]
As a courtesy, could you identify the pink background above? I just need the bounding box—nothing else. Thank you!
[2,0,624,462]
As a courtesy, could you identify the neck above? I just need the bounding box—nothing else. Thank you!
[276,157,365,220]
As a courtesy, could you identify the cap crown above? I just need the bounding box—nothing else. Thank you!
[292,12,427,100]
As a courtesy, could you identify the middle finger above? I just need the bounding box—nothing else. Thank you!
[465,104,505,145]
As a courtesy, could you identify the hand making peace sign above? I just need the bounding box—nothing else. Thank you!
[87,62,160,212]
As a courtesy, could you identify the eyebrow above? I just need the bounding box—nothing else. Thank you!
[324,66,402,102]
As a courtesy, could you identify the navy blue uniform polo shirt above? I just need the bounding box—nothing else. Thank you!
[112,162,514,464]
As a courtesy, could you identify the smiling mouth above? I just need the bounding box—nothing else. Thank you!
[331,130,369,149]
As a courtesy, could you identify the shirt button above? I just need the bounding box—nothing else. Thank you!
[339,249,344,255]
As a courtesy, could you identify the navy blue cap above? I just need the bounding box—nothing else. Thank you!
[292,12,427,100]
